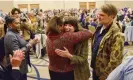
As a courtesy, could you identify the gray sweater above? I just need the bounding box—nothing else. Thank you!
[4,28,29,74]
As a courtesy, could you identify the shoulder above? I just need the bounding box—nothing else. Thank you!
[113,31,125,40]
[5,31,17,39]
[111,22,122,33]
[61,32,73,38]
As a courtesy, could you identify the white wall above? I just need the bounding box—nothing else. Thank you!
[105,1,133,9]
[40,1,65,10]
[13,0,106,11]
[2,0,133,13]
[0,1,13,13]
[64,1,79,9]
[96,1,105,9]
[13,1,65,10]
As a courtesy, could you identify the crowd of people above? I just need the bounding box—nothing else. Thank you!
[0,3,133,80]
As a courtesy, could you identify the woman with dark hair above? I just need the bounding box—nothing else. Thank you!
[46,16,92,80]
[4,17,38,80]
[55,16,90,80]
[0,17,25,80]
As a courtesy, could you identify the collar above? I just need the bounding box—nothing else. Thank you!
[104,22,113,31]
[8,28,19,34]
[96,22,113,33]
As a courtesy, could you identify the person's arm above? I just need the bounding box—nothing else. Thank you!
[106,63,124,80]
[107,57,133,80]
[123,60,133,80]
[5,34,21,52]
[20,22,32,31]
[65,30,93,44]
[55,40,89,65]
[5,34,38,54]
[70,40,88,64]
[11,50,24,80]
[99,32,125,80]
[0,50,24,80]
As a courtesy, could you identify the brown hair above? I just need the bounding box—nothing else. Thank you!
[101,4,118,18]
[64,16,79,32]
[11,8,21,15]
[46,16,63,34]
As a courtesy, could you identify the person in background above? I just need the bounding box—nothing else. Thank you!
[91,4,125,80]
[4,17,38,80]
[80,10,86,28]
[90,18,98,28]
[0,50,24,80]
[106,56,133,80]
[85,16,90,29]
[11,8,21,19]
[0,17,5,38]
[0,19,25,80]
[55,16,90,80]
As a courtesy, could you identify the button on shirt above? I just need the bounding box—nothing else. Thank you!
[91,25,110,68]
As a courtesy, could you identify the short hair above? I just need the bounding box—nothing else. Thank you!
[11,8,21,15]
[101,4,118,17]
[64,16,79,32]
[5,16,15,25]
[46,16,63,34]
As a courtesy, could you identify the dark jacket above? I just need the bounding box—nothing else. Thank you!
[0,37,5,61]
[0,64,22,80]
[70,40,90,80]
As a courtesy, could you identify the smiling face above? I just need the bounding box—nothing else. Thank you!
[64,24,75,32]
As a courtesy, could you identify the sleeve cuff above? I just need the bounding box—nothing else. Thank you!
[12,67,20,70]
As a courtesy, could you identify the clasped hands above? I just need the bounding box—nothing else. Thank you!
[28,37,40,47]
[11,50,25,67]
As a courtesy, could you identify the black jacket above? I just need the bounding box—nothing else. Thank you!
[0,37,5,61]
[0,65,22,80]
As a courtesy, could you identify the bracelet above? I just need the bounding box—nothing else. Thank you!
[12,67,20,70]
